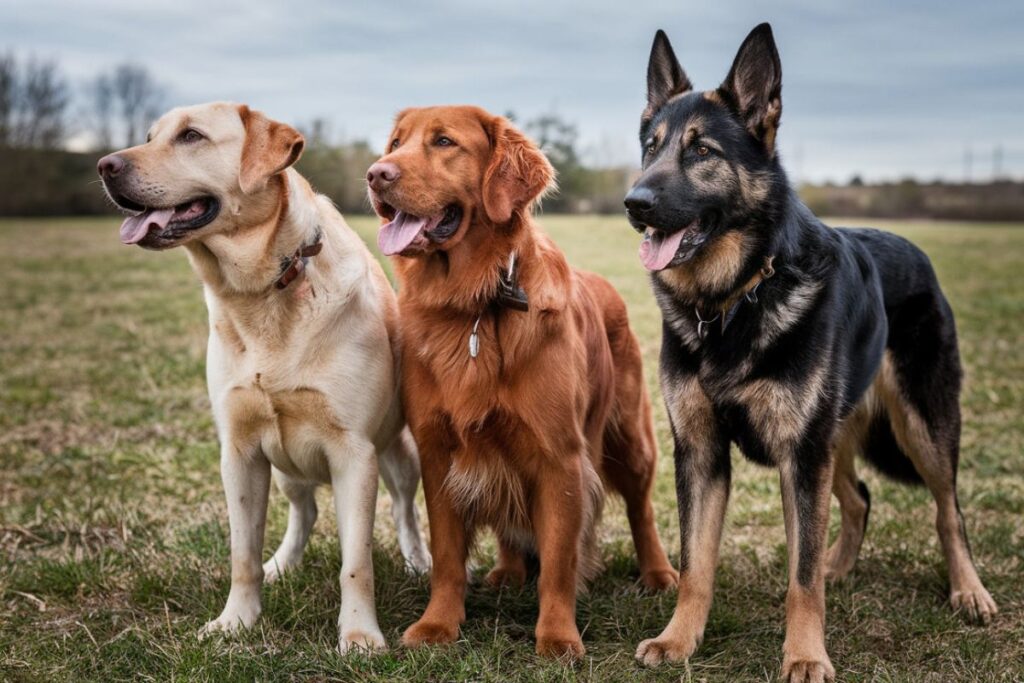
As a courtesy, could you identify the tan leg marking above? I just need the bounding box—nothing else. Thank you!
[875,353,997,623]
[635,481,728,667]
[779,459,835,683]
[636,376,728,666]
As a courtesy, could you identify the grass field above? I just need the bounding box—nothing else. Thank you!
[1,215,1022,682]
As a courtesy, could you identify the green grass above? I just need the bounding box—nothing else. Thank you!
[1,215,1022,682]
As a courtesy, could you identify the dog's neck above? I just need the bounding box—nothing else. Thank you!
[396,213,543,315]
[185,170,324,298]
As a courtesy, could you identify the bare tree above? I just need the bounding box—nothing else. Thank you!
[86,73,115,150]
[12,57,69,149]
[0,53,18,146]
[111,63,165,147]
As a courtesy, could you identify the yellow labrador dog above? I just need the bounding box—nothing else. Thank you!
[97,102,430,652]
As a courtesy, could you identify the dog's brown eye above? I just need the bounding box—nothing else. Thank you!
[696,145,710,157]
[435,136,455,147]
[390,138,400,151]
[179,128,203,144]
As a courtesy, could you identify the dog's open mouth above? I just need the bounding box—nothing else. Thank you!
[117,196,220,247]
[377,204,463,256]
[639,219,707,271]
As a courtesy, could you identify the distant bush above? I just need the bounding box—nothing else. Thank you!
[2,145,1023,221]
[800,180,1024,222]
[0,148,112,215]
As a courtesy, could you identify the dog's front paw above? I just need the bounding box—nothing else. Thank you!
[339,629,387,654]
[536,634,585,661]
[634,631,700,667]
[198,606,260,639]
[951,585,998,624]
[639,567,679,592]
[781,656,835,683]
[402,619,459,647]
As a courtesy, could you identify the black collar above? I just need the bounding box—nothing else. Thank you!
[495,252,529,312]
[695,255,775,340]
[468,252,529,358]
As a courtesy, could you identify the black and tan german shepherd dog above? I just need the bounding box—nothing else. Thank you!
[623,23,997,682]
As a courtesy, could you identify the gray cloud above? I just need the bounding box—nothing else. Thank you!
[2,0,1021,181]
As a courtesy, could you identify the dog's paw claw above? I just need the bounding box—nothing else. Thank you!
[781,658,835,683]
[197,609,258,640]
[634,634,698,667]
[402,619,459,647]
[536,635,585,660]
[339,630,387,655]
[951,586,998,624]
[639,567,679,592]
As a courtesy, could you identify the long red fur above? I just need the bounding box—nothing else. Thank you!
[371,106,676,659]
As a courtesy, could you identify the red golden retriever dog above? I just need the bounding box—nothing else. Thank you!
[366,105,676,659]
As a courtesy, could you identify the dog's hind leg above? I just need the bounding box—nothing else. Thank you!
[876,353,997,623]
[824,411,871,581]
[379,429,431,573]
[603,393,678,592]
[263,468,318,583]
[485,539,528,588]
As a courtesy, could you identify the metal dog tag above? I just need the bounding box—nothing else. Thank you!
[469,316,481,358]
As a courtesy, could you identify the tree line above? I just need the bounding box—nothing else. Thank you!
[1,51,1021,220]
[0,50,636,217]
[1,53,166,151]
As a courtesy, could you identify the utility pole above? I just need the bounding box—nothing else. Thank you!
[964,146,973,184]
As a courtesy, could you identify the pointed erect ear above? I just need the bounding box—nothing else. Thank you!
[717,23,783,154]
[237,105,305,194]
[644,30,692,125]
[482,117,555,225]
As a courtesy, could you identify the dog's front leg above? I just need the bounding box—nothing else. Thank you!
[636,376,730,667]
[402,442,468,648]
[330,437,386,653]
[199,439,271,637]
[533,458,586,660]
[779,439,836,683]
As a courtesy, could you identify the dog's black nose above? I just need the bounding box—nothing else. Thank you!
[624,186,656,216]
[366,161,401,192]
[97,154,126,178]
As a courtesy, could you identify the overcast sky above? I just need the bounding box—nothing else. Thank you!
[2,0,1021,182]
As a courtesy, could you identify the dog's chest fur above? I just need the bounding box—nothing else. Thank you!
[658,267,838,465]
[206,276,393,484]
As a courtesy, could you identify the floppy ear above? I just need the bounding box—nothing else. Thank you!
[482,117,555,225]
[643,30,692,125]
[237,105,305,194]
[717,23,783,154]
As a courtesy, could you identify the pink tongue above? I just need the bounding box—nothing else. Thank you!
[639,229,687,271]
[119,208,175,245]
[377,211,430,255]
